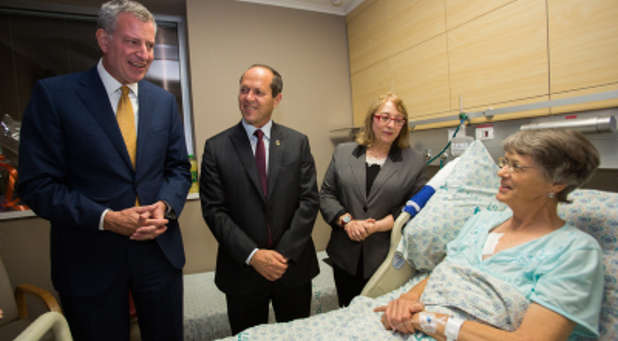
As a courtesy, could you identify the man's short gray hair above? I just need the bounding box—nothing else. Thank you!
[97,0,156,34]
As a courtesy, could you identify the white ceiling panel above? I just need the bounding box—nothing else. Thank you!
[236,0,365,15]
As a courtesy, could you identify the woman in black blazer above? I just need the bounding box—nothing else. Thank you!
[320,93,427,307]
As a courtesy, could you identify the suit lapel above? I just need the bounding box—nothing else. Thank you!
[230,123,265,200]
[266,123,283,199]
[76,68,133,170]
[349,145,367,201]
[136,81,153,172]
[367,147,401,204]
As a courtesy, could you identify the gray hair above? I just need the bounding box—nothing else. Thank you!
[240,64,283,97]
[502,129,600,203]
[97,0,156,34]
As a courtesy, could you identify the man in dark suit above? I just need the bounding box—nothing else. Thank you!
[200,64,320,335]
[17,1,191,340]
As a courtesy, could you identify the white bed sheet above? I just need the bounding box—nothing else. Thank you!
[183,250,339,341]
[217,274,428,341]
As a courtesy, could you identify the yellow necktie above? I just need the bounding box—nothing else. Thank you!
[117,86,137,168]
[117,86,139,206]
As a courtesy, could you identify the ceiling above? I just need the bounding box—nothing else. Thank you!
[237,0,365,16]
[1,0,365,17]
[0,0,186,16]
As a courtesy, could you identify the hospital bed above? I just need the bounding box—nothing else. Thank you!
[182,250,339,341]
[217,140,617,340]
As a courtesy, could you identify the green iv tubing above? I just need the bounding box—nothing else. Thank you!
[425,113,469,167]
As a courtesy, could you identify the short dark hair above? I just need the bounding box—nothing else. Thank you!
[240,64,283,97]
[503,129,600,203]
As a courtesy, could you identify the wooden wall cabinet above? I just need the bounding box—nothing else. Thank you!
[446,0,515,30]
[350,34,450,126]
[391,35,451,120]
[346,0,618,128]
[448,0,548,111]
[548,0,618,112]
[549,0,618,93]
[347,0,446,125]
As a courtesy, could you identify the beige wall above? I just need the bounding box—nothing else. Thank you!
[183,0,352,273]
[0,0,352,298]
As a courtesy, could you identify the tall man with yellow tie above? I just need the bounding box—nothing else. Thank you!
[17,1,191,340]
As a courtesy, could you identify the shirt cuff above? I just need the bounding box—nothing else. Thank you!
[245,248,258,265]
[99,209,110,231]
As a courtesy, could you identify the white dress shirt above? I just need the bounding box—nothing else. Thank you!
[96,59,139,231]
[241,119,273,263]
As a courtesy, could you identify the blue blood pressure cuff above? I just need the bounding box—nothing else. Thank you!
[402,185,435,217]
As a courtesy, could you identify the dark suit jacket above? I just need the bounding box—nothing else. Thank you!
[320,142,426,279]
[200,122,319,294]
[17,67,192,296]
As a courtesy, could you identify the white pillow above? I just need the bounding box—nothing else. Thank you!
[557,189,618,340]
[396,140,506,271]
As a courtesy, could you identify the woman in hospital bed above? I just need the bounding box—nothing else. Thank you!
[377,128,603,341]
[225,128,603,341]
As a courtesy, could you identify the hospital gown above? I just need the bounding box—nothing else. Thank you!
[424,210,604,340]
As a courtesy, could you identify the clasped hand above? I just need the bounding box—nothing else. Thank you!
[374,294,425,334]
[345,218,375,241]
[250,249,288,281]
[103,201,168,240]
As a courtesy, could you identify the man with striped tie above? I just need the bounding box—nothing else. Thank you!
[200,64,320,335]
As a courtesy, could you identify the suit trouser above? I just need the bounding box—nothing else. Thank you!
[225,280,312,335]
[332,248,369,307]
[59,240,183,341]
[332,264,369,307]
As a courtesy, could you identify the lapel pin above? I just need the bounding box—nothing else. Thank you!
[275,140,280,146]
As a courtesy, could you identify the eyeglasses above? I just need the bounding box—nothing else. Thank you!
[373,114,406,127]
[497,157,535,174]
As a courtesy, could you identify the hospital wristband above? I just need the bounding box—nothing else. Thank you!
[445,316,464,341]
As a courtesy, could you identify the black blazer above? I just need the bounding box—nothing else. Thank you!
[17,67,192,296]
[320,142,426,279]
[200,122,319,294]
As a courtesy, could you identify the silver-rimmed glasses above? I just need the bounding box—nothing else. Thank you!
[497,157,536,173]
